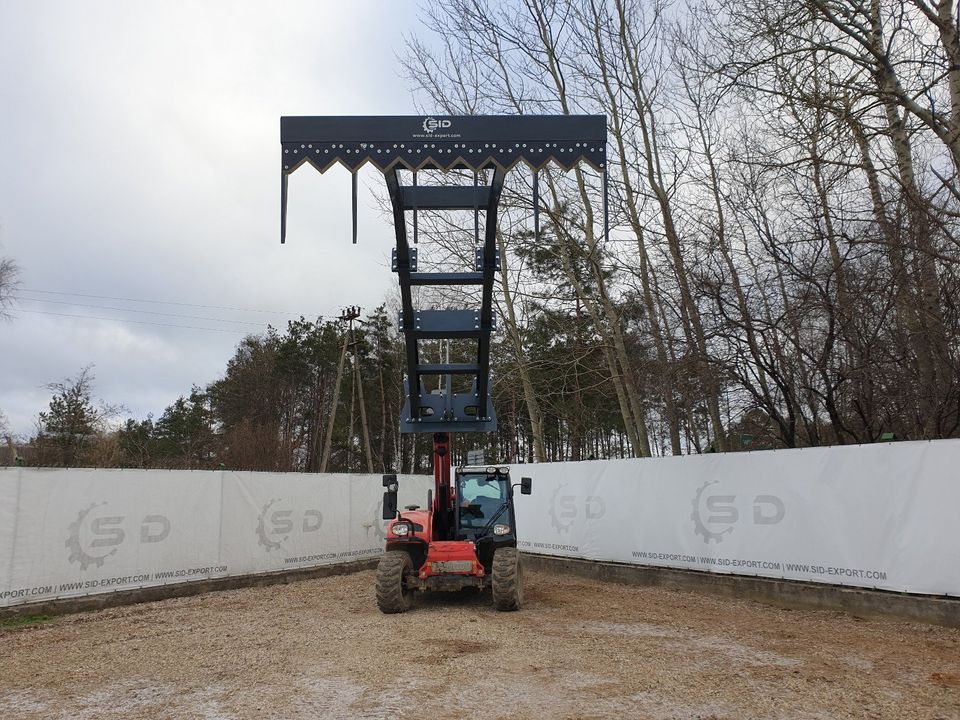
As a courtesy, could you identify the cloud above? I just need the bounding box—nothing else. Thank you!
[0,0,423,435]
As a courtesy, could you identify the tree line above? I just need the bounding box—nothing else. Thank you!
[4,0,959,469]
[4,302,639,470]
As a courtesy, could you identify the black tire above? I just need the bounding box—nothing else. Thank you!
[376,550,413,614]
[491,547,523,611]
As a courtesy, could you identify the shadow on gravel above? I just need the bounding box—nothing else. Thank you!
[401,572,560,613]
[415,588,492,610]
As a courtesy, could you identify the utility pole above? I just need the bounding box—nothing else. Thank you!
[320,306,359,473]
[319,306,374,474]
[347,353,357,470]
[351,312,375,473]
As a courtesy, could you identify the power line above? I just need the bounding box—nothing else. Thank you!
[20,288,319,317]
[13,309,253,335]
[20,298,270,326]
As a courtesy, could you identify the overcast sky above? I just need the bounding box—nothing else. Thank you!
[0,0,427,436]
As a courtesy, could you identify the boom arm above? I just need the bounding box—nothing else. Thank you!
[432,432,452,540]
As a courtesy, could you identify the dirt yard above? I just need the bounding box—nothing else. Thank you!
[1,568,958,719]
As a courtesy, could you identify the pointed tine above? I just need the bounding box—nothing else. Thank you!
[352,171,358,244]
[603,167,609,243]
[533,169,540,243]
[281,172,289,244]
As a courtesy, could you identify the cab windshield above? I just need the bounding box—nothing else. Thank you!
[457,473,509,530]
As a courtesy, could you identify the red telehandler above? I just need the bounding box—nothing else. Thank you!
[279,115,607,611]
[377,433,531,611]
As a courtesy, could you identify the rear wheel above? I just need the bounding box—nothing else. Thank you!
[491,547,523,611]
[376,550,413,614]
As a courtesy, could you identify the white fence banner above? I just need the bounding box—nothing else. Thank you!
[0,469,431,608]
[512,439,960,597]
[3,440,958,607]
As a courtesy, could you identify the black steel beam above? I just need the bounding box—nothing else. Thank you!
[475,167,506,416]
[408,272,483,286]
[282,115,605,145]
[399,309,495,340]
[400,185,490,210]
[279,115,607,185]
[384,169,420,421]
[417,363,480,375]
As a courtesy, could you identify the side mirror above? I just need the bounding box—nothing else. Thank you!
[382,490,398,520]
[382,473,398,492]
[520,477,532,495]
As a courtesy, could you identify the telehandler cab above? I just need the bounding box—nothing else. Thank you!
[279,114,607,612]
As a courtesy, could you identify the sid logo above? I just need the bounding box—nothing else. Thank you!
[549,484,606,534]
[255,498,323,552]
[422,117,451,133]
[66,502,171,570]
[690,480,784,544]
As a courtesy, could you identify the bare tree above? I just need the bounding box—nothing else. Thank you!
[0,256,19,320]
[35,366,126,466]
[389,0,960,453]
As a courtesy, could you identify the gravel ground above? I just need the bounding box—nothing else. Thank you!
[1,567,959,719]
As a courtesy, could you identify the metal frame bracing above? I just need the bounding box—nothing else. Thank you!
[280,115,607,434]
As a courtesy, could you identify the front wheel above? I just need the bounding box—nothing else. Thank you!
[491,547,523,611]
[376,550,413,614]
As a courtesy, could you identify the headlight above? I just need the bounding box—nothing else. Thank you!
[391,522,410,537]
[493,524,511,536]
